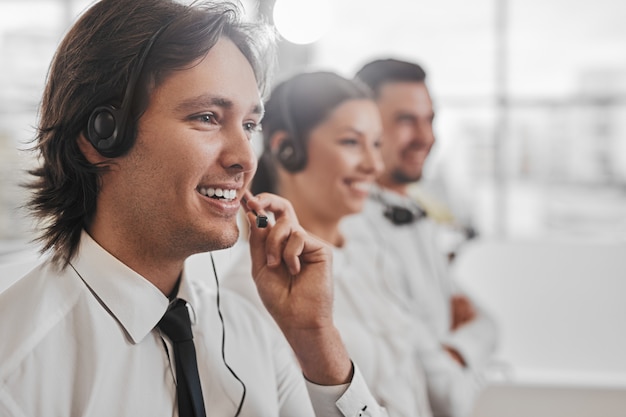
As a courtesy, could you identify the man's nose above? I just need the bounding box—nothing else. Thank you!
[222,126,257,174]
[413,121,435,148]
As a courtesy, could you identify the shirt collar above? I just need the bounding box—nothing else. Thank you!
[176,268,198,325]
[71,231,171,344]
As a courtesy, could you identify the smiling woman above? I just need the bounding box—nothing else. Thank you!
[250,71,383,245]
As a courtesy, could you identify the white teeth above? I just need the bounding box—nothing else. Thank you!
[351,181,371,192]
[198,187,237,201]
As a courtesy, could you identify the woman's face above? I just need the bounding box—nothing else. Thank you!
[288,98,383,223]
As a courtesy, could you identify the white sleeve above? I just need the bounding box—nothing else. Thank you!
[306,363,389,417]
[271,338,388,417]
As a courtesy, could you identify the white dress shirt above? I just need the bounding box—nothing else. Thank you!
[0,231,384,417]
[222,240,431,417]
[340,185,499,417]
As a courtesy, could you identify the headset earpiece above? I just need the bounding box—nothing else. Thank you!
[84,19,174,159]
[86,104,125,157]
[276,138,306,172]
[272,80,307,173]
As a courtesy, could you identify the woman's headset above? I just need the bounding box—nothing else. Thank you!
[273,82,307,172]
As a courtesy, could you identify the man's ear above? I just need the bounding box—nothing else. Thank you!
[77,133,108,164]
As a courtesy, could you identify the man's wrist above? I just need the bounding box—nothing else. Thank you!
[285,325,353,385]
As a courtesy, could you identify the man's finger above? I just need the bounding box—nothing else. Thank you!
[247,211,271,276]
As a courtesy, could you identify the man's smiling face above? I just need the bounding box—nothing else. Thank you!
[102,37,262,259]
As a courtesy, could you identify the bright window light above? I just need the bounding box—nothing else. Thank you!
[272,0,333,45]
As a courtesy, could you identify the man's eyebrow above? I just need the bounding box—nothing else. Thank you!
[174,94,264,116]
[395,110,435,121]
[251,102,264,117]
[174,94,231,112]
[395,111,417,121]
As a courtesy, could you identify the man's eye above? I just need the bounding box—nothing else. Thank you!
[244,121,261,132]
[194,113,217,123]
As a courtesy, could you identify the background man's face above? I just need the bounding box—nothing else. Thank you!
[376,81,435,190]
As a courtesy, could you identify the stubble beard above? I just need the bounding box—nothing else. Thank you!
[171,221,241,258]
[391,167,422,185]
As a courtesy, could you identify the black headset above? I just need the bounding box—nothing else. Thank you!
[274,82,307,172]
[85,21,172,158]
[373,190,427,225]
[383,204,426,225]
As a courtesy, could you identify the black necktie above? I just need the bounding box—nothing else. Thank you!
[158,299,207,417]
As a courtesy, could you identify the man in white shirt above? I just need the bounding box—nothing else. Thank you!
[0,1,387,416]
[341,59,498,417]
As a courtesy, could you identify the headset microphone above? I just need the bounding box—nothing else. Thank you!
[242,192,268,228]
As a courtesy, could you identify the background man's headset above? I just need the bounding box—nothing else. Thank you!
[383,203,427,225]
[371,188,427,226]
[84,19,248,416]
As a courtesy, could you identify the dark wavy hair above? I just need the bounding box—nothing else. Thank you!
[26,0,275,266]
[354,58,427,97]
[252,71,372,195]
